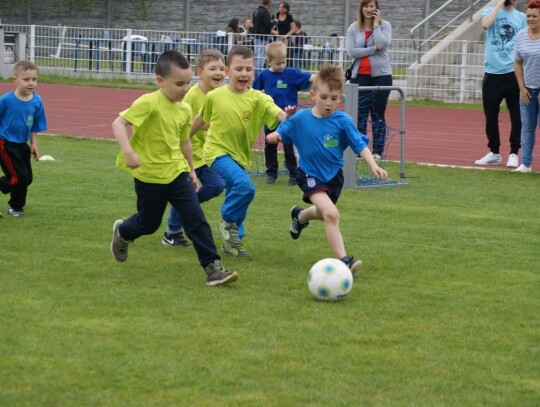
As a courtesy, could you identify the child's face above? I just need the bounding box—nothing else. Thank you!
[198,59,226,90]
[268,56,286,73]
[13,69,38,98]
[310,83,343,118]
[226,55,254,93]
[157,65,192,103]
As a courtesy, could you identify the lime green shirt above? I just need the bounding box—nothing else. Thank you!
[184,83,212,169]
[201,86,281,168]
[116,90,191,184]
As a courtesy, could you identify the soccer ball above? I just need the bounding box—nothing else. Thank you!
[307,258,353,301]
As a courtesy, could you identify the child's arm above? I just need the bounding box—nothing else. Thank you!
[266,130,282,144]
[112,116,140,169]
[276,105,298,122]
[180,138,199,192]
[190,114,207,138]
[30,132,40,161]
[358,147,388,179]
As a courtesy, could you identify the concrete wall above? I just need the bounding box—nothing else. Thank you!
[0,0,489,40]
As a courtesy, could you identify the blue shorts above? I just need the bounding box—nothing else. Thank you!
[296,167,344,204]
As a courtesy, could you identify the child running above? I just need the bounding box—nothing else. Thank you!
[0,61,47,217]
[110,50,237,287]
[162,49,226,248]
[191,45,292,257]
[266,63,387,274]
[253,41,314,185]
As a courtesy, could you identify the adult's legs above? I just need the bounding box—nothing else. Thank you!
[519,88,539,167]
[369,75,392,156]
[482,73,505,154]
[350,74,373,135]
[253,38,268,74]
[505,74,522,155]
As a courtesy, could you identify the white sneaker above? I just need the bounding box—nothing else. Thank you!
[506,154,519,168]
[512,164,532,173]
[475,152,501,165]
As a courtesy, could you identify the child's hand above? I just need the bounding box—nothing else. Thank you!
[189,170,199,192]
[371,165,388,180]
[30,145,40,161]
[266,132,282,144]
[284,105,297,118]
[125,151,141,169]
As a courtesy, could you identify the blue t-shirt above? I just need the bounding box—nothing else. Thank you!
[483,7,526,74]
[276,108,369,182]
[253,67,311,108]
[0,91,47,143]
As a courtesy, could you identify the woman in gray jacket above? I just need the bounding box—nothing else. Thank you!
[346,0,392,159]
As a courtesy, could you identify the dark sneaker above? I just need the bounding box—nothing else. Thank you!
[204,259,239,286]
[218,221,242,246]
[288,178,297,186]
[265,176,277,184]
[8,207,24,217]
[290,205,308,240]
[162,231,192,247]
[342,255,363,277]
[111,219,131,262]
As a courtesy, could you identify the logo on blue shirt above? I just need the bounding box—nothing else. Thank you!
[323,134,338,148]
[26,115,34,127]
[277,80,288,89]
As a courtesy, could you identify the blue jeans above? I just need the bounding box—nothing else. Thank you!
[254,37,269,74]
[210,155,255,237]
[350,74,393,156]
[166,164,225,234]
[520,87,540,167]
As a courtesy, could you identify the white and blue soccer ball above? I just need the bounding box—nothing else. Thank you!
[307,258,353,301]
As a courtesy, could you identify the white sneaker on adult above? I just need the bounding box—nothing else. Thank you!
[512,164,532,173]
[475,152,501,165]
[506,153,519,168]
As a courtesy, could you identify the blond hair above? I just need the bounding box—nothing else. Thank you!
[12,60,39,76]
[313,64,344,92]
[266,41,287,62]
[196,49,225,69]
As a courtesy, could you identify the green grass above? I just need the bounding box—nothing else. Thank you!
[0,135,538,406]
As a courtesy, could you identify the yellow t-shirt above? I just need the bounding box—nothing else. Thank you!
[116,90,192,184]
[184,83,213,169]
[201,86,282,168]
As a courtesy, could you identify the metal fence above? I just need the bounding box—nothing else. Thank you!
[2,24,485,103]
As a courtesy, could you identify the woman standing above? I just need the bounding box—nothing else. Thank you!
[513,0,540,173]
[346,0,392,159]
[272,2,294,41]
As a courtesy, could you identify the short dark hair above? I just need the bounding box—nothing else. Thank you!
[293,19,302,29]
[226,46,254,67]
[155,50,190,77]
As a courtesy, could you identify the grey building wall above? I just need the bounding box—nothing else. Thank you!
[1,0,490,39]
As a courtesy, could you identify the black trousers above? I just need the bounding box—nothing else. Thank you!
[482,72,521,155]
[119,172,220,268]
[264,127,298,179]
[0,140,33,210]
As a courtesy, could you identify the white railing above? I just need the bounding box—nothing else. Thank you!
[2,24,485,103]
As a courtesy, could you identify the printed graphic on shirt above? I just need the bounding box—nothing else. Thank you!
[277,79,288,89]
[26,115,34,127]
[490,19,518,59]
[323,134,339,148]
[242,111,252,122]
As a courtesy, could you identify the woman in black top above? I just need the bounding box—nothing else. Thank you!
[272,2,294,40]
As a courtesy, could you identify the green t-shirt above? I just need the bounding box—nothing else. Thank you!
[116,90,191,184]
[184,83,213,169]
[201,86,281,168]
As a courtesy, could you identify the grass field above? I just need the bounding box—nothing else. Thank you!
[0,135,539,406]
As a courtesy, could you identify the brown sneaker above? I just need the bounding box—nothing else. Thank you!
[204,259,238,287]
[111,219,131,262]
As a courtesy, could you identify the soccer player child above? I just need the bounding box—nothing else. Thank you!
[162,49,226,248]
[253,41,314,185]
[0,61,47,217]
[266,64,388,274]
[191,45,291,257]
[110,50,238,287]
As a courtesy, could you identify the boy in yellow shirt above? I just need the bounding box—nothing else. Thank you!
[110,50,237,287]
[162,49,226,248]
[192,46,291,257]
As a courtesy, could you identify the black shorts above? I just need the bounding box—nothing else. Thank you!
[296,167,344,205]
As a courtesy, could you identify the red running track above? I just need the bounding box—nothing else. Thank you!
[1,82,538,171]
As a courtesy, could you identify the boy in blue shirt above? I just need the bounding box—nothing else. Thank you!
[0,61,47,217]
[253,41,314,185]
[267,64,387,275]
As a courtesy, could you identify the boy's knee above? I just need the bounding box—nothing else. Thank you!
[323,208,340,225]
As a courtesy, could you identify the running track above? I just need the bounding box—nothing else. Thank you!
[1,82,538,171]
